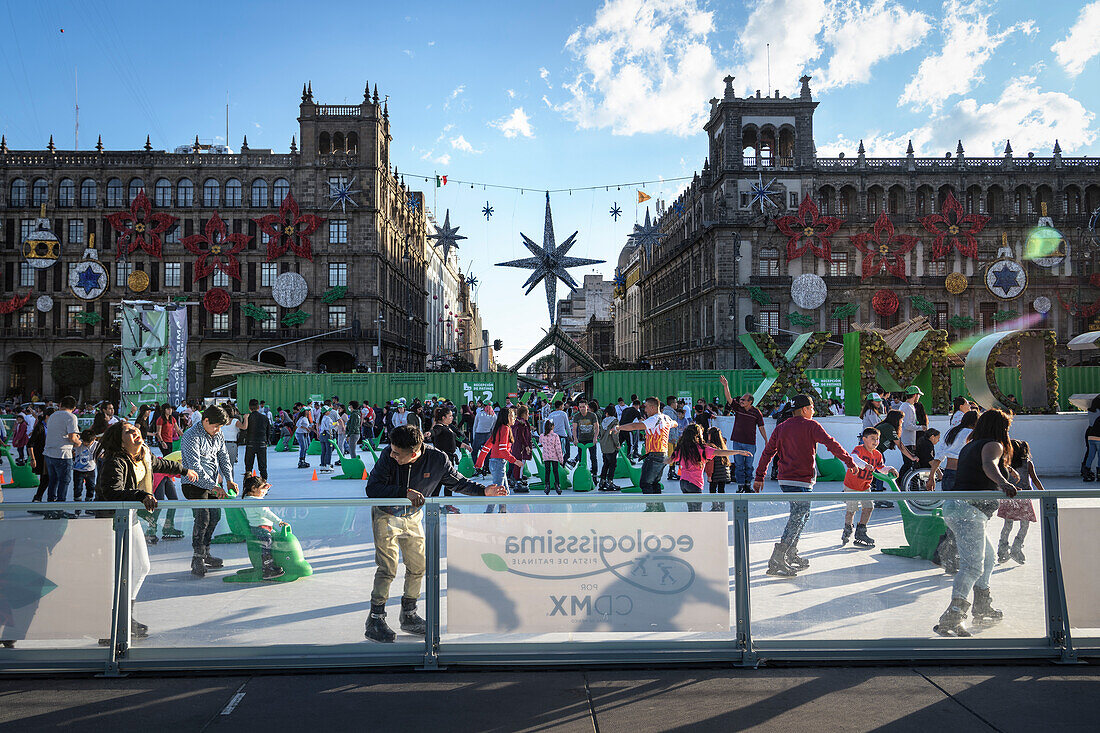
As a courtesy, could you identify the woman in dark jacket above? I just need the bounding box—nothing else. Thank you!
[508,404,533,492]
[95,421,195,639]
[29,408,51,508]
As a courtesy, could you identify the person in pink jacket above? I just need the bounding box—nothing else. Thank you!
[11,414,29,464]
[538,419,565,495]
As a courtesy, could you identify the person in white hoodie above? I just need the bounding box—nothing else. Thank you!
[241,475,288,580]
[471,403,497,475]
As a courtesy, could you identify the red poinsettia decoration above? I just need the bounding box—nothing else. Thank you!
[872,289,899,316]
[0,293,30,314]
[920,191,990,260]
[182,213,250,281]
[776,194,844,263]
[1057,292,1100,319]
[850,213,919,281]
[253,192,324,263]
[203,288,231,314]
[106,190,179,259]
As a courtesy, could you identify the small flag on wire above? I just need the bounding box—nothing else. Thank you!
[637,190,651,203]
[435,175,448,188]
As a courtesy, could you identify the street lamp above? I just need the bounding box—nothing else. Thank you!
[375,314,385,372]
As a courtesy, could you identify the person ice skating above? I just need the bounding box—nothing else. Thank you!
[181,405,235,578]
[705,426,734,510]
[616,397,678,512]
[294,406,313,469]
[997,440,1042,565]
[668,424,750,512]
[95,421,197,639]
[364,425,506,642]
[872,410,917,507]
[719,376,768,492]
[753,394,859,577]
[538,420,564,495]
[474,406,524,513]
[597,405,620,491]
[841,427,898,548]
[241,475,288,580]
[241,399,270,480]
[571,400,600,478]
[934,409,1019,638]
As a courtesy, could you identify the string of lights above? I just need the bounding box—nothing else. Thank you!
[401,172,694,195]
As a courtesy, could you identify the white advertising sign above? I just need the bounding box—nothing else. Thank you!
[446,512,731,633]
[0,519,114,639]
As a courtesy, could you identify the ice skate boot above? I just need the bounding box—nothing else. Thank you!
[841,524,853,546]
[261,562,285,581]
[853,524,875,548]
[1009,537,1026,565]
[365,609,396,643]
[131,603,149,639]
[933,598,972,637]
[786,543,810,569]
[971,587,1004,625]
[399,598,426,635]
[201,547,223,568]
[190,555,206,578]
[997,537,1010,564]
[767,543,798,577]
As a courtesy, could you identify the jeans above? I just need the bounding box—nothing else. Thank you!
[558,434,572,463]
[730,441,755,485]
[486,457,510,513]
[251,525,275,565]
[72,469,95,501]
[779,484,811,547]
[371,507,425,607]
[347,435,357,459]
[680,479,702,512]
[601,451,618,481]
[45,456,73,502]
[941,469,956,491]
[182,484,222,554]
[471,432,490,466]
[296,431,311,462]
[943,500,995,599]
[244,444,268,480]
[639,452,665,494]
[320,432,333,467]
[1086,440,1100,469]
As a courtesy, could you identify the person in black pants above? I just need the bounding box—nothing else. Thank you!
[180,405,234,578]
[241,399,270,480]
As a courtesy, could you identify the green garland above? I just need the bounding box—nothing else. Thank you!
[948,315,979,330]
[743,332,831,414]
[991,309,1019,323]
[787,312,815,327]
[856,330,952,414]
[74,311,101,325]
[910,295,936,316]
[172,296,188,302]
[242,303,272,321]
[322,285,348,304]
[281,310,310,327]
[747,286,771,306]
[832,302,858,320]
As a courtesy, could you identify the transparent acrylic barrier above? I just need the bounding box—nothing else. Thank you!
[749,493,1047,642]
[1058,497,1100,647]
[439,494,739,655]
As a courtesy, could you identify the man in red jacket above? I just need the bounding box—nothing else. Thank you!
[753,394,859,577]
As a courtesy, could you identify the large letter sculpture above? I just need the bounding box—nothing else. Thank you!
[740,331,831,413]
[842,329,951,415]
[964,330,1058,414]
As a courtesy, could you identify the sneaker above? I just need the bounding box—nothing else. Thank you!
[262,563,285,581]
[365,612,396,643]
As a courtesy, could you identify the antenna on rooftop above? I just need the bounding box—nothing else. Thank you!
[766,43,771,93]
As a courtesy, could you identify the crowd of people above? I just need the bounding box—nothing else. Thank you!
[0,377,1061,644]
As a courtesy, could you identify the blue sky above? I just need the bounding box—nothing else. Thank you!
[2,0,1097,364]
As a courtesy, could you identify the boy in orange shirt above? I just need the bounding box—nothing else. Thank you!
[842,427,898,547]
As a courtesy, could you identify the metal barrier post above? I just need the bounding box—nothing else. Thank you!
[733,498,755,667]
[101,510,132,678]
[1040,497,1077,664]
[422,501,442,670]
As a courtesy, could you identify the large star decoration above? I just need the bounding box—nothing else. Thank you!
[628,208,661,259]
[610,203,622,221]
[428,209,467,261]
[989,263,1022,296]
[776,194,844,263]
[496,192,605,323]
[465,274,479,288]
[482,201,494,220]
[253,192,324,262]
[749,173,780,213]
[106,189,178,260]
[327,176,360,213]
[74,264,103,295]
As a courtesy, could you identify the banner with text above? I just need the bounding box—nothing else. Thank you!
[446,513,730,633]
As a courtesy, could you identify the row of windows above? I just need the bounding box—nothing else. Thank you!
[756,301,1020,336]
[13,303,348,332]
[17,260,349,289]
[16,216,349,248]
[7,177,292,208]
[755,245,1001,278]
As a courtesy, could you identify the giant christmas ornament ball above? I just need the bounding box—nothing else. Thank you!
[272,271,309,308]
[36,295,53,312]
[790,273,827,310]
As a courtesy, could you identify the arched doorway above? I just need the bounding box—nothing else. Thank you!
[201,351,231,397]
[317,351,354,374]
[9,351,43,400]
[53,350,96,403]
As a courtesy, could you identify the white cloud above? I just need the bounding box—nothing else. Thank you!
[449,134,482,154]
[1052,1,1100,77]
[428,40,435,46]
[812,0,932,91]
[818,76,1095,157]
[539,67,552,88]
[557,0,721,136]
[506,88,516,98]
[541,94,553,109]
[419,149,451,165]
[450,85,465,99]
[489,107,534,138]
[737,0,827,95]
[403,49,414,58]
[434,123,454,143]
[899,0,1036,112]
[253,122,262,130]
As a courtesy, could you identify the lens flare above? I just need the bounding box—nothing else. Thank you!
[1024,225,1066,263]
[948,312,1046,354]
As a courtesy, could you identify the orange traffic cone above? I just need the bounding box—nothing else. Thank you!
[311,469,318,481]
[361,468,368,480]
[0,470,4,484]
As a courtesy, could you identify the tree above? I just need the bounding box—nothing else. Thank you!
[52,354,95,401]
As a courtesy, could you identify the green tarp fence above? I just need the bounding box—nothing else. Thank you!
[238,372,518,411]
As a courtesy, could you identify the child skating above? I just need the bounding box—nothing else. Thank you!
[997,439,1042,564]
[538,420,564,495]
[667,424,750,512]
[841,427,898,548]
[242,475,289,580]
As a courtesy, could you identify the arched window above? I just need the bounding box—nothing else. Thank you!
[9,179,26,206]
[273,178,290,205]
[154,178,172,207]
[177,178,194,208]
[985,185,1004,216]
[346,132,359,154]
[106,178,124,207]
[887,185,905,215]
[58,178,75,207]
[32,178,49,206]
[318,132,331,155]
[225,178,242,207]
[128,178,144,203]
[203,178,220,207]
[80,178,97,207]
[250,178,268,207]
[333,132,345,153]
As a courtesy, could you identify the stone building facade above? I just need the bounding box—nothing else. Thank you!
[628,75,1100,370]
[1,83,440,400]
[555,274,615,373]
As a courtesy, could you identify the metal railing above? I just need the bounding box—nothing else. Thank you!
[0,489,1095,675]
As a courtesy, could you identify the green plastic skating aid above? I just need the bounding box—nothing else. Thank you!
[327,439,366,480]
[571,444,596,492]
[877,472,947,562]
[0,446,40,488]
[306,439,322,455]
[221,508,313,584]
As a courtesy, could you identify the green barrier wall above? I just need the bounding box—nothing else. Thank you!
[238,372,518,410]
